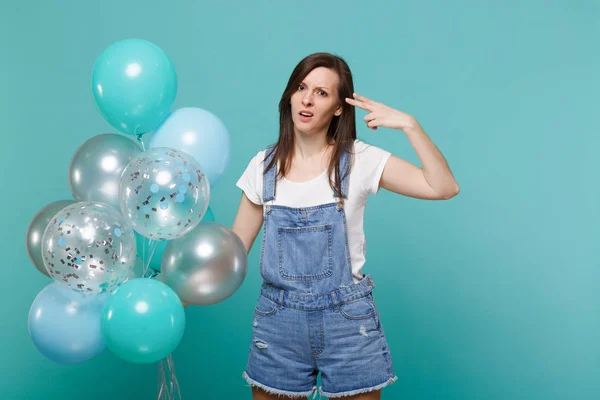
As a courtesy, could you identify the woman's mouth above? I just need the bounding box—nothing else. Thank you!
[299,110,314,122]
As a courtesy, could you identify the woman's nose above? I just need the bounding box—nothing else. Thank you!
[302,93,313,106]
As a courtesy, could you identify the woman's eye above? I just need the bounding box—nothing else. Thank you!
[318,90,327,96]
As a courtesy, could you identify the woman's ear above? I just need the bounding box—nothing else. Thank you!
[334,106,342,117]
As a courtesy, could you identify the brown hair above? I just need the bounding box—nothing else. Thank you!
[264,52,356,198]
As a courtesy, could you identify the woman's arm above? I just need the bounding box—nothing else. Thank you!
[379,122,459,200]
[232,192,265,253]
[346,93,459,200]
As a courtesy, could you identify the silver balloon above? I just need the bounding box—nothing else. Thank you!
[162,222,247,305]
[42,202,136,294]
[119,147,210,240]
[26,200,74,277]
[69,134,142,209]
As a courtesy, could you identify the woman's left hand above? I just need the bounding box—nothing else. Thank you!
[345,93,418,132]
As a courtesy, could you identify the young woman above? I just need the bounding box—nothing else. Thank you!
[233,52,459,400]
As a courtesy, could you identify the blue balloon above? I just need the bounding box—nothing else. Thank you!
[91,38,177,135]
[149,108,230,187]
[101,278,185,364]
[134,206,215,272]
[28,282,108,364]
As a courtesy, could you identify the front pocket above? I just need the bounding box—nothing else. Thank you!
[339,297,377,320]
[277,224,333,281]
[254,295,279,316]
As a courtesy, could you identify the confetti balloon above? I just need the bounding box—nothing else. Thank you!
[118,147,210,240]
[41,202,136,294]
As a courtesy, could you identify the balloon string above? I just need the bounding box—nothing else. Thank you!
[141,237,147,277]
[157,355,181,400]
[168,354,182,399]
[136,134,146,152]
[142,239,158,278]
[142,236,147,272]
[158,358,166,399]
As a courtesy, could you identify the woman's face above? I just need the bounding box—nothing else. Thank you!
[290,67,342,135]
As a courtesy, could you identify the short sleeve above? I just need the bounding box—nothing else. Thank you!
[353,140,392,196]
[236,151,265,205]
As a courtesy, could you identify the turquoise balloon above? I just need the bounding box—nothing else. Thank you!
[149,107,231,187]
[101,278,185,364]
[91,38,177,135]
[135,206,215,272]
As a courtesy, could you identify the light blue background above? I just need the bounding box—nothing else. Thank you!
[1,1,598,399]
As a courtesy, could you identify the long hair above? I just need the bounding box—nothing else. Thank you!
[264,52,356,198]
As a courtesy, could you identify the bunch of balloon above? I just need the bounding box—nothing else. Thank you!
[23,38,248,400]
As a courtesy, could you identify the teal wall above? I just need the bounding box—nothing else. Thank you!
[1,1,598,399]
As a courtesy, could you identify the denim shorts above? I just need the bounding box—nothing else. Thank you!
[242,280,397,398]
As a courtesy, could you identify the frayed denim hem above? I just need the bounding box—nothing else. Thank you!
[320,375,398,398]
[242,371,318,399]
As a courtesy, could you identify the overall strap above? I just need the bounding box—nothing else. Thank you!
[262,144,277,203]
[333,148,351,200]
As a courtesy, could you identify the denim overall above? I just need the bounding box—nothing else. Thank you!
[242,146,397,399]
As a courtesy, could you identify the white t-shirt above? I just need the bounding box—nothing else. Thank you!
[236,139,391,284]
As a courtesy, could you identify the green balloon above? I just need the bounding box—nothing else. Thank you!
[101,278,185,364]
